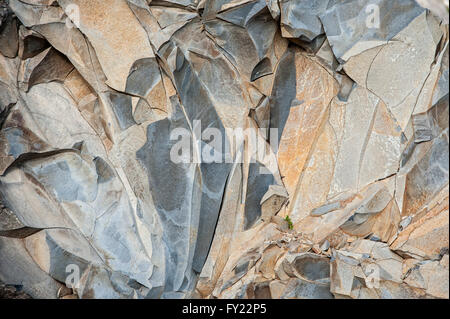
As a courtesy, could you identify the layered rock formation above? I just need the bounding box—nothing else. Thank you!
[0,0,448,299]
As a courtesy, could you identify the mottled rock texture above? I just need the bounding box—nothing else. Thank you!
[0,0,448,299]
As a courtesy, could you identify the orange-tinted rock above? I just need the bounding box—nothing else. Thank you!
[276,52,338,197]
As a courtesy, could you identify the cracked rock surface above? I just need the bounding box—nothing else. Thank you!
[0,0,448,299]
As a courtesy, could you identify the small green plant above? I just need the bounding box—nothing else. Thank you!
[284,215,293,230]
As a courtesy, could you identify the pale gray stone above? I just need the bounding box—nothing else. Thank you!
[1,0,448,300]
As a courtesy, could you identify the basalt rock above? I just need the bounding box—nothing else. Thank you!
[0,0,448,299]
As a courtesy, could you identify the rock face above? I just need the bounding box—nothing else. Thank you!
[0,0,448,299]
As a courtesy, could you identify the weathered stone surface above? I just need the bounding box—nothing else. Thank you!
[272,48,338,197]
[340,184,401,242]
[0,0,448,300]
[403,254,449,298]
[320,0,425,62]
[281,252,330,283]
[0,280,32,299]
[0,10,18,58]
[330,240,406,298]
[261,184,288,221]
[281,278,334,299]
[279,0,328,41]
[391,186,449,260]
[0,236,64,298]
